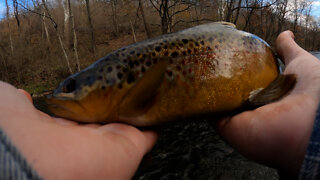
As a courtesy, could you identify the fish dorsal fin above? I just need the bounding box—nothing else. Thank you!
[248,74,296,106]
[214,21,236,28]
[119,58,169,116]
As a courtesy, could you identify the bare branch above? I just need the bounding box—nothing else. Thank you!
[149,0,160,12]
[15,1,58,28]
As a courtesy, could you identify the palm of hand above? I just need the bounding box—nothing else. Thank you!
[217,31,320,175]
[0,83,157,180]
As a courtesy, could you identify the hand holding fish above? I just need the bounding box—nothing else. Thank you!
[0,83,157,179]
[216,31,320,177]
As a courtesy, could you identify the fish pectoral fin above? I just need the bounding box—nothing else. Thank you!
[119,58,168,116]
[248,74,296,106]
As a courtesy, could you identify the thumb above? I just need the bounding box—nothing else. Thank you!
[275,31,305,66]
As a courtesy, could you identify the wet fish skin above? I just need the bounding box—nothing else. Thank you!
[47,22,293,126]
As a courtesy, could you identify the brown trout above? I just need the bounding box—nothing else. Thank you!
[47,22,296,126]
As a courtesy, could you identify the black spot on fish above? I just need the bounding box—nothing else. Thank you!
[182,39,188,44]
[128,61,134,68]
[137,53,141,57]
[187,49,192,54]
[155,46,161,52]
[117,73,123,79]
[127,73,135,84]
[123,59,128,63]
[101,86,106,90]
[182,51,187,56]
[107,67,113,72]
[141,67,146,73]
[207,46,212,51]
[130,51,135,55]
[179,43,184,47]
[104,57,110,61]
[152,52,156,56]
[195,42,200,46]
[166,70,173,77]
[134,60,140,66]
[200,41,205,45]
[208,37,213,42]
[171,52,179,58]
[164,45,168,49]
[146,61,152,67]
[171,42,176,46]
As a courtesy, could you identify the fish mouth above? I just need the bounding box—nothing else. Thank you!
[46,95,94,122]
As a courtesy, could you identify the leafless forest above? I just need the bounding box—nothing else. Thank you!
[0,0,319,93]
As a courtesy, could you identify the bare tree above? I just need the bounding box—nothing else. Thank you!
[67,0,80,71]
[111,0,119,36]
[41,0,73,74]
[139,0,152,38]
[63,0,72,47]
[85,0,96,54]
[42,3,51,44]
[150,0,194,34]
[5,0,14,55]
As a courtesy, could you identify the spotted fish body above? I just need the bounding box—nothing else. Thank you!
[47,22,294,126]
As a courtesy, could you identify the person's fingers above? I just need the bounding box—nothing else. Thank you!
[18,89,33,103]
[52,117,79,126]
[141,130,158,153]
[99,123,158,155]
[275,31,305,66]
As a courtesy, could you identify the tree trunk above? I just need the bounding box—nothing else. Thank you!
[111,0,119,37]
[63,0,72,48]
[42,5,51,44]
[233,0,242,25]
[138,0,152,38]
[42,0,73,74]
[67,0,80,71]
[85,0,96,54]
[129,20,137,42]
[5,0,14,55]
[225,0,234,22]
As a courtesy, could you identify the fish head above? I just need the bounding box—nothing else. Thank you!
[46,56,135,123]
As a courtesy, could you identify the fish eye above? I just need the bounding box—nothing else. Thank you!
[62,78,77,93]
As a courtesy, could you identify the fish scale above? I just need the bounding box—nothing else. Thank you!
[46,22,296,126]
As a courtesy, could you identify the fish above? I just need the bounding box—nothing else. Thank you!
[46,22,296,126]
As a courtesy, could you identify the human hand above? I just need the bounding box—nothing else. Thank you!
[215,31,320,176]
[0,82,157,180]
